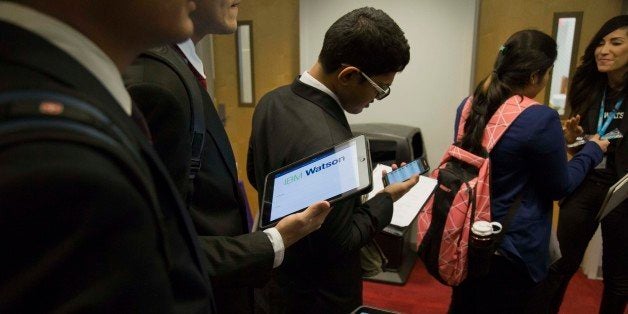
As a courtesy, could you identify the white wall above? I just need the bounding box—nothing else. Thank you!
[548,17,576,115]
[300,0,478,168]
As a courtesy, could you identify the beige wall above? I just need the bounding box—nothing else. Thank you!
[213,0,300,215]
[475,0,622,104]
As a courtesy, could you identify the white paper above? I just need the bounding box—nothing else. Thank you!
[368,164,438,227]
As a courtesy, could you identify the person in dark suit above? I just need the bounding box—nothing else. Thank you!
[124,1,333,313]
[247,7,418,313]
[0,0,215,312]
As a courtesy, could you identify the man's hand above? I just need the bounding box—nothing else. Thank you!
[381,175,420,202]
[274,201,332,248]
[379,162,420,202]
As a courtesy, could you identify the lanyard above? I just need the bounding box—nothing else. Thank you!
[597,89,623,136]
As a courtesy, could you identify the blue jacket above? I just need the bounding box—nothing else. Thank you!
[455,98,603,282]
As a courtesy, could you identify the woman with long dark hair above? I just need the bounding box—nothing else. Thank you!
[544,15,628,314]
[448,29,608,313]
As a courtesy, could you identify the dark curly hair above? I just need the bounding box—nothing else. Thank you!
[318,7,410,76]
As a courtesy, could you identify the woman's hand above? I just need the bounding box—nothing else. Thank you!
[588,134,610,153]
[563,114,584,144]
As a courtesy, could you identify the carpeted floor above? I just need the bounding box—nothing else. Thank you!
[363,260,604,314]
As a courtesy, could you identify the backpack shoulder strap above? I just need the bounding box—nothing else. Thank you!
[483,95,540,152]
[0,90,163,226]
[456,96,540,151]
[140,46,206,181]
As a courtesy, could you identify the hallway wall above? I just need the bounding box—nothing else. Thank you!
[212,0,300,214]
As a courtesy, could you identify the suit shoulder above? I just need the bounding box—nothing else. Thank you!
[521,103,559,118]
[514,105,560,132]
[125,59,191,127]
[124,54,189,109]
[255,84,325,117]
[256,84,295,107]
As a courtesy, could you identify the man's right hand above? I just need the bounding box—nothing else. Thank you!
[274,201,332,248]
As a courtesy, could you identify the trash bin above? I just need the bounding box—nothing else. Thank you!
[351,123,427,166]
[352,123,427,284]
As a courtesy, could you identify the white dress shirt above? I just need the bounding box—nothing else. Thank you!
[299,70,342,107]
[177,39,207,79]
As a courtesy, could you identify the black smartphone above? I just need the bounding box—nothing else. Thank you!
[383,157,429,186]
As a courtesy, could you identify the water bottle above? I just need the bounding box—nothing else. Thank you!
[468,221,502,278]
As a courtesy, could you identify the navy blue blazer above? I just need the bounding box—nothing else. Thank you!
[454,98,603,282]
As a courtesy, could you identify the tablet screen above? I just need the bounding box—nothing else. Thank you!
[260,135,371,228]
[271,144,359,221]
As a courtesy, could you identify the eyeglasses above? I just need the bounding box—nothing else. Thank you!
[359,71,391,100]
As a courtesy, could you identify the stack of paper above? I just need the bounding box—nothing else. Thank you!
[368,164,437,228]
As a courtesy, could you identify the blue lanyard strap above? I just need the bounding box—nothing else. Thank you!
[597,89,623,136]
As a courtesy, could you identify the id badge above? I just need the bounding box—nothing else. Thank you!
[595,156,607,169]
[601,128,624,140]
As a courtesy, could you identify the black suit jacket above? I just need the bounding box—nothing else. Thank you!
[124,46,273,313]
[0,22,214,313]
[247,78,393,313]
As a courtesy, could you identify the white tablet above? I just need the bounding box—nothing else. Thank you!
[259,135,372,229]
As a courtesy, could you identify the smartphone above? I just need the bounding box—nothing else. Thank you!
[383,157,429,186]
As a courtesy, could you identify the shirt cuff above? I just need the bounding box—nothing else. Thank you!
[262,227,285,268]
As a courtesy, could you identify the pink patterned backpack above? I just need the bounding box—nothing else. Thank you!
[416,95,538,286]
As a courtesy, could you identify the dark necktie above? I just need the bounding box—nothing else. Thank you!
[195,73,207,90]
[130,102,152,143]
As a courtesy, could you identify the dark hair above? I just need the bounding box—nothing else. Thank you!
[567,15,628,116]
[460,29,557,155]
[318,7,410,76]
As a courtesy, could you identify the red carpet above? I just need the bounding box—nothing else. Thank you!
[363,260,605,313]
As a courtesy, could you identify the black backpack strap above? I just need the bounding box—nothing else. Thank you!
[0,90,173,265]
[140,46,205,181]
[492,191,524,250]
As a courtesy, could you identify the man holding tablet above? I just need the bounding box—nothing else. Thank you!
[247,7,417,313]
[259,135,373,229]
[124,1,333,312]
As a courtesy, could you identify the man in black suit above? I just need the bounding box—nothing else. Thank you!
[124,0,332,312]
[0,0,213,312]
[247,7,416,313]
